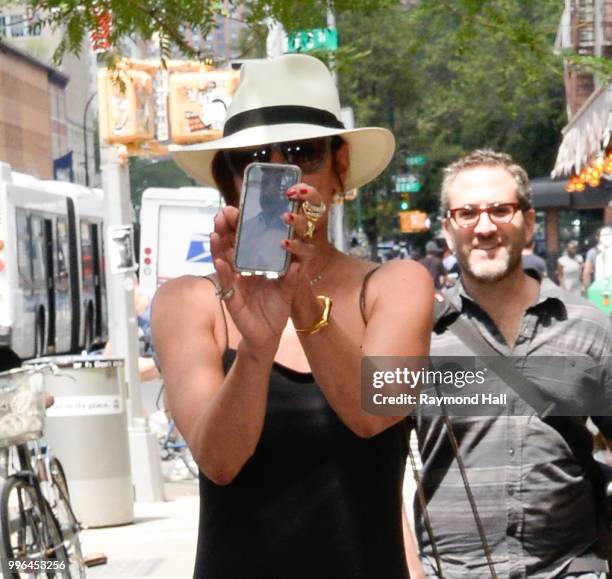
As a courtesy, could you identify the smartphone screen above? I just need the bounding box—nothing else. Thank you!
[234,163,301,276]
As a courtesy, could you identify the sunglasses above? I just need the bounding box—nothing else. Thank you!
[223,137,333,176]
[447,202,524,229]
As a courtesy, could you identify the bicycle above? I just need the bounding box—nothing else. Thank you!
[158,420,199,480]
[0,365,85,578]
[153,384,199,481]
[32,441,85,577]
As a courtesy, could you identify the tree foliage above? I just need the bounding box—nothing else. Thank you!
[7,0,597,245]
[336,0,567,243]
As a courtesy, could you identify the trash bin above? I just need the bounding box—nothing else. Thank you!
[24,355,134,528]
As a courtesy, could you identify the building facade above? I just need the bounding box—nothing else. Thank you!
[544,0,612,261]
[0,5,99,186]
[0,39,68,179]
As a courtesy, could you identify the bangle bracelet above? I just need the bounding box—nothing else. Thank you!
[295,295,333,335]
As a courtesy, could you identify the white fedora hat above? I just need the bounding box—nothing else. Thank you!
[170,54,395,192]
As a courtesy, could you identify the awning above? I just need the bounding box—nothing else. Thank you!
[551,83,612,179]
[531,177,570,208]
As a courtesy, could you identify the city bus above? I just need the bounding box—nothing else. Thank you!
[0,162,107,368]
[138,187,221,300]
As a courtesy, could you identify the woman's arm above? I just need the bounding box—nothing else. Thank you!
[583,253,594,289]
[291,259,434,437]
[152,276,278,485]
[556,261,564,288]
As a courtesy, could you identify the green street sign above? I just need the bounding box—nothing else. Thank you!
[406,155,427,166]
[394,174,421,193]
[287,28,338,53]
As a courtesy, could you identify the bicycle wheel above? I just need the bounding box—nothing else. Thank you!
[48,458,86,578]
[180,451,200,478]
[0,475,71,578]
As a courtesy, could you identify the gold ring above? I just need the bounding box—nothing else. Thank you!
[215,286,235,301]
[304,220,316,239]
[302,200,326,221]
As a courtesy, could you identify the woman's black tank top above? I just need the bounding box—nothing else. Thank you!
[193,272,409,579]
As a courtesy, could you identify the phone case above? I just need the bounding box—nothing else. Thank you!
[233,162,301,278]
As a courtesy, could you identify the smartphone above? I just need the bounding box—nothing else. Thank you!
[234,163,301,278]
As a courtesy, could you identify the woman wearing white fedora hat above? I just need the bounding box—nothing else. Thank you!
[152,54,433,578]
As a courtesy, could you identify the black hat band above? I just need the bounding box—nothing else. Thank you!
[223,105,345,137]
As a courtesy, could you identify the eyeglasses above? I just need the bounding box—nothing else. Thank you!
[223,137,332,176]
[446,202,524,229]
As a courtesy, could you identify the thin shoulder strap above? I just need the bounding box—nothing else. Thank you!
[201,274,229,352]
[359,266,382,325]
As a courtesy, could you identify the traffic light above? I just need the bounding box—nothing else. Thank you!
[98,67,156,144]
[168,69,240,144]
[398,194,410,211]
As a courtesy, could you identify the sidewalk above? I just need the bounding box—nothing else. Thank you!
[80,480,199,579]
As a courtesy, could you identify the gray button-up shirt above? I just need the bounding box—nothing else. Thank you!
[415,278,612,578]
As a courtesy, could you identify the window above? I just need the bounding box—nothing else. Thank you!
[30,216,46,289]
[55,218,69,294]
[27,14,41,37]
[16,210,32,290]
[80,221,94,292]
[0,17,6,38]
[10,14,24,38]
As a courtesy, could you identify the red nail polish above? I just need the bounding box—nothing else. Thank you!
[282,240,290,248]
[287,214,294,222]
[287,188,296,197]
[300,187,308,194]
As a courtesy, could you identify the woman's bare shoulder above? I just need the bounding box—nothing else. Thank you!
[374,258,432,283]
[152,275,219,316]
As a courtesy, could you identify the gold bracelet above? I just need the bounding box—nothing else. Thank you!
[295,295,333,335]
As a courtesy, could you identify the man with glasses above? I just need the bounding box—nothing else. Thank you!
[406,150,612,578]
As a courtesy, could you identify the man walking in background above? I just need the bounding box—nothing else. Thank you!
[420,241,446,289]
[557,240,584,296]
[406,150,612,578]
[521,238,547,278]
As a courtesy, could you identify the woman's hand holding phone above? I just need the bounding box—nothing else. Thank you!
[211,205,300,352]
[211,181,325,351]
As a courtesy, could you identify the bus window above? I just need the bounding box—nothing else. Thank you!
[15,210,33,291]
[30,216,46,291]
[56,218,70,294]
[80,221,94,294]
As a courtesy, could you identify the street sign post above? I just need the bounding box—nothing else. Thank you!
[287,28,338,53]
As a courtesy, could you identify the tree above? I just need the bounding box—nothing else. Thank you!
[336,1,568,244]
[4,0,395,65]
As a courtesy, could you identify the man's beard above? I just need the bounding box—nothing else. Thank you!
[457,242,523,283]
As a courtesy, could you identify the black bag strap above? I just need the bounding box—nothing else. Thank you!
[410,294,504,578]
[446,312,557,417]
[404,421,445,578]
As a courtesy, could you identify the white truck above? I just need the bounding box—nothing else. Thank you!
[138,187,221,300]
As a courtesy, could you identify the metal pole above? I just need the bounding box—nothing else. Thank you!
[327,0,346,252]
[101,145,165,502]
[82,93,97,187]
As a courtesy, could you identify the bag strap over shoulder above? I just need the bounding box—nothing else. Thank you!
[410,293,501,578]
